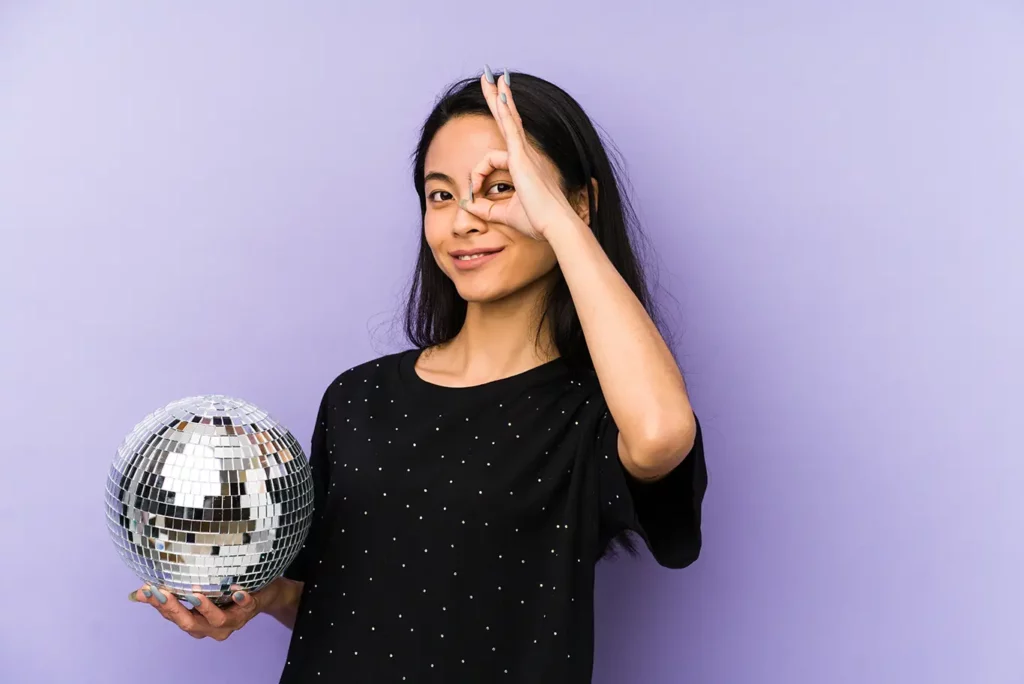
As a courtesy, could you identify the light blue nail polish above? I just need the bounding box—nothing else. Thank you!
[185,595,201,607]
[233,591,245,604]
[500,93,507,105]
[504,68,511,86]
[459,199,469,209]
[153,589,167,605]
[142,588,152,598]
[484,65,495,84]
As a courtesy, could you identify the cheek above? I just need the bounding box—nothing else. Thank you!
[423,217,449,266]
[516,241,557,275]
[491,241,557,292]
[423,214,444,249]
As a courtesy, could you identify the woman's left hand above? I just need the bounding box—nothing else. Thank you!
[459,67,582,240]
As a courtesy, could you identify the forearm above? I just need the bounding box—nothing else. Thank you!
[261,577,305,630]
[546,216,696,474]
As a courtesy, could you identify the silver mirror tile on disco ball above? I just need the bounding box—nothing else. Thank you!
[104,395,314,604]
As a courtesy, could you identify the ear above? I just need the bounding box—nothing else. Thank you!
[570,178,600,226]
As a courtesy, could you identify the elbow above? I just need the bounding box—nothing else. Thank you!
[625,413,697,476]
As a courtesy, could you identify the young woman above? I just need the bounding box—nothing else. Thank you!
[134,66,708,683]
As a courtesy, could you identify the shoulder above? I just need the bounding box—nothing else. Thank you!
[565,366,605,409]
[533,363,610,429]
[317,349,418,404]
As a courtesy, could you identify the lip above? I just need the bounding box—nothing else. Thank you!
[449,246,504,271]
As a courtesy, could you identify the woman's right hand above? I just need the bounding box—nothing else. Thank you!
[130,583,264,641]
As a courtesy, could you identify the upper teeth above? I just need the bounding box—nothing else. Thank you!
[457,253,490,260]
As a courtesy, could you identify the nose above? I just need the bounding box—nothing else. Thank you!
[452,202,488,237]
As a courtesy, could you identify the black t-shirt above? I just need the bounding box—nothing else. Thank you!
[277,349,707,683]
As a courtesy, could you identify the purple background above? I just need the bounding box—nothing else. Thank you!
[1,2,1021,683]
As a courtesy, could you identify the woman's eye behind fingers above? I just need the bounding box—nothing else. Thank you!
[487,182,515,196]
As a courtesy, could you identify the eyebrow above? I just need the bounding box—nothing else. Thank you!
[423,171,456,186]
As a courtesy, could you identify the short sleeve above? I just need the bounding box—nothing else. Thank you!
[596,408,708,569]
[282,387,331,583]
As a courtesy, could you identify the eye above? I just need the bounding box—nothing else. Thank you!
[427,190,454,203]
[487,182,514,196]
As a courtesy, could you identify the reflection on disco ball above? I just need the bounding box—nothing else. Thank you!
[104,395,314,604]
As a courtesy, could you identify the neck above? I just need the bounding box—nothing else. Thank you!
[428,278,559,384]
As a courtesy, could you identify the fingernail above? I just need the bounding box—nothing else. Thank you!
[469,174,474,202]
[142,588,152,599]
[500,93,507,105]
[459,199,469,209]
[504,68,511,86]
[484,65,495,84]
[152,588,167,604]
[233,591,245,604]
[185,594,201,607]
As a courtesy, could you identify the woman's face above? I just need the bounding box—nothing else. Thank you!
[422,114,559,304]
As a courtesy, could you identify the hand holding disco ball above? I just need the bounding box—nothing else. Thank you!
[129,577,264,640]
[105,395,315,633]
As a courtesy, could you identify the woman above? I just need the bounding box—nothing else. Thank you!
[133,66,708,683]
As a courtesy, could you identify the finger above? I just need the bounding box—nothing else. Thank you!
[147,585,206,634]
[210,587,259,627]
[459,195,507,226]
[495,70,525,137]
[469,149,510,198]
[479,66,510,141]
[141,583,168,609]
[494,70,527,154]
[229,586,260,614]
[190,593,231,628]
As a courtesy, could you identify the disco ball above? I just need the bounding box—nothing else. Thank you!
[104,395,315,605]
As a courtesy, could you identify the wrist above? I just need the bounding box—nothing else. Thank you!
[542,212,592,252]
[258,577,294,616]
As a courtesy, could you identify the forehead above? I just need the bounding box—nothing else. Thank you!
[424,114,505,174]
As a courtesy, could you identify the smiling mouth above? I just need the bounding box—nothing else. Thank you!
[451,248,504,261]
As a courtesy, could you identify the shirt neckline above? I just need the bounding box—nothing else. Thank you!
[397,347,570,400]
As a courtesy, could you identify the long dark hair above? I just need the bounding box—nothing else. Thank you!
[404,70,668,371]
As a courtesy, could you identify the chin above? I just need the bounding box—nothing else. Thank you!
[454,281,518,303]
[451,263,560,303]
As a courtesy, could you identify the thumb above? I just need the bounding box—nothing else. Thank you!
[229,586,258,613]
[459,197,505,225]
